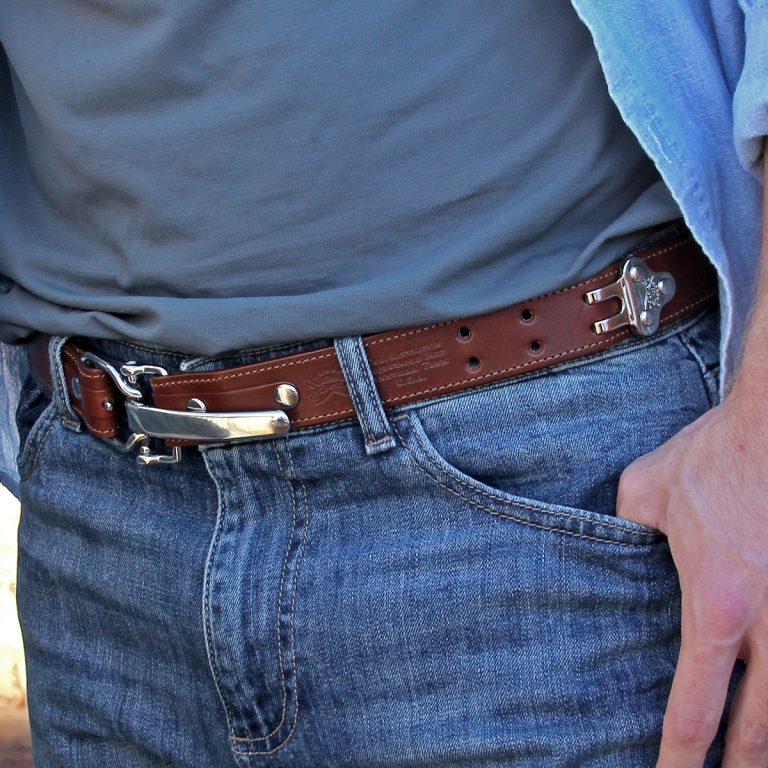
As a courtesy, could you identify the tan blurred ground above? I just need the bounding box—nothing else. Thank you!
[0,488,33,768]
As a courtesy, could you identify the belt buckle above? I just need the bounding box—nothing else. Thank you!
[584,256,676,336]
[80,352,291,466]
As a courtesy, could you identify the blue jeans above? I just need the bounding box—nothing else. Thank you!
[15,304,740,767]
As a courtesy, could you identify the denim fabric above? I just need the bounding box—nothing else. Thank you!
[0,340,24,494]
[15,305,742,767]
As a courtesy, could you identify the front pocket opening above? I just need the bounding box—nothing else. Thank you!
[393,411,664,547]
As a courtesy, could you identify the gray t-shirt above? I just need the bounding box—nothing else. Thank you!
[0,1,681,355]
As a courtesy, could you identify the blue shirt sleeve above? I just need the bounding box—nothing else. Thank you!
[734,0,768,174]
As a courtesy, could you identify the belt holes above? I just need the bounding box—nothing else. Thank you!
[457,326,472,341]
[466,356,481,371]
[520,308,535,323]
[529,340,542,354]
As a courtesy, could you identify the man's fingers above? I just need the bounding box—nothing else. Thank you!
[722,647,768,768]
[657,633,740,767]
[615,456,667,530]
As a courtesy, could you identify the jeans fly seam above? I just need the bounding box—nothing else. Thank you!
[392,418,658,547]
[228,441,295,746]
[200,451,241,745]
[232,440,304,757]
[282,438,308,748]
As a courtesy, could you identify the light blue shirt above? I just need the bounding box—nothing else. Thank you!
[0,0,765,496]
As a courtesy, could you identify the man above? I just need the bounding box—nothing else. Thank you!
[0,1,765,765]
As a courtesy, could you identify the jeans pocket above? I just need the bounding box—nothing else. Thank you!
[15,368,59,481]
[393,308,720,549]
[395,409,663,547]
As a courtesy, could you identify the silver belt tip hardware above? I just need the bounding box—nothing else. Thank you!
[125,403,291,443]
[584,256,676,336]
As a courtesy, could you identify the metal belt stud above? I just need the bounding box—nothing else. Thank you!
[584,256,676,336]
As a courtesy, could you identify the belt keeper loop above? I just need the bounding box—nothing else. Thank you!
[49,336,83,432]
[333,336,396,456]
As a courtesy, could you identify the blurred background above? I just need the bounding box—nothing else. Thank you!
[0,487,32,768]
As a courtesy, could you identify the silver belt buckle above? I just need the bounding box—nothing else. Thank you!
[80,353,291,466]
[584,256,676,336]
[126,402,289,453]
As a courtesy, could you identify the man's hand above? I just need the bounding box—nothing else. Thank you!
[618,153,768,768]
[617,381,768,767]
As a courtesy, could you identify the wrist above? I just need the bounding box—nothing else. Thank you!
[722,360,768,428]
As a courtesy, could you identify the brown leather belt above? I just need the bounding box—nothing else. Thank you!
[29,234,717,463]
